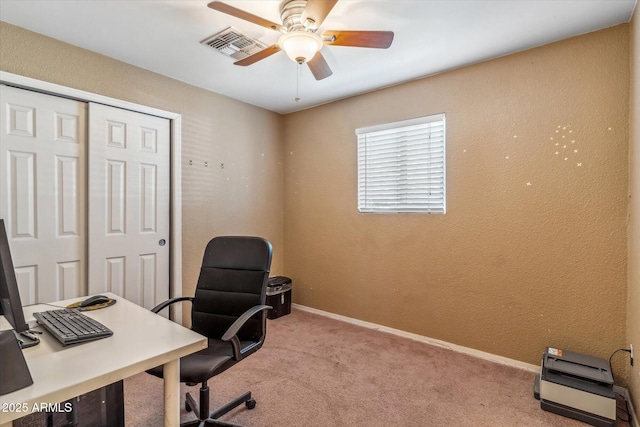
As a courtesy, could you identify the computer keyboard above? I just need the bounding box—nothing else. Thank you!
[33,308,113,346]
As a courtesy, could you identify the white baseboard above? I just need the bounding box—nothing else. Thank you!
[291,303,540,373]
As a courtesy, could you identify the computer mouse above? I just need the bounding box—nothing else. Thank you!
[80,295,110,308]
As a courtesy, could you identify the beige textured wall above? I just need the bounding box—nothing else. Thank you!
[0,16,632,377]
[283,26,629,366]
[628,4,640,414]
[0,22,285,325]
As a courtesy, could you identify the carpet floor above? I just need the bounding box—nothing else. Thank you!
[123,308,631,426]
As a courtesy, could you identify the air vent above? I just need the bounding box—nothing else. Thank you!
[201,27,267,60]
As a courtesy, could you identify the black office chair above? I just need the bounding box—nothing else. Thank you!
[147,236,273,427]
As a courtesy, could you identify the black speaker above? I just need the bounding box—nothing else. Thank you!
[0,330,33,395]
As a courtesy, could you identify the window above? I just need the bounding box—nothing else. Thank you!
[356,113,446,214]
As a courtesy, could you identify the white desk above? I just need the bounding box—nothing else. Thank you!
[0,293,207,427]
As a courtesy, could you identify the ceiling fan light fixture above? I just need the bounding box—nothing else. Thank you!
[278,31,323,64]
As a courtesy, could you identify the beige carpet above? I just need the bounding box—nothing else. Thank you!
[124,308,628,426]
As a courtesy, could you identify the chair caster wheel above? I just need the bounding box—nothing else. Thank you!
[245,399,256,410]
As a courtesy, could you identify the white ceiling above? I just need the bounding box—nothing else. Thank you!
[0,0,636,114]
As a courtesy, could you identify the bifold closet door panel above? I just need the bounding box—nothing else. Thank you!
[87,103,170,310]
[0,85,86,304]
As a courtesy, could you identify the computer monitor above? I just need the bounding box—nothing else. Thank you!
[0,219,39,347]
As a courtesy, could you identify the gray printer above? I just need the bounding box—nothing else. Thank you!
[534,347,616,427]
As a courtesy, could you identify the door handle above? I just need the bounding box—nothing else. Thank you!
[159,239,166,246]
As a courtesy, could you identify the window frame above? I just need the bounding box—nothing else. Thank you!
[356,113,446,214]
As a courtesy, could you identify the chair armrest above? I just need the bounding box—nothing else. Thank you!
[151,296,194,314]
[221,304,272,360]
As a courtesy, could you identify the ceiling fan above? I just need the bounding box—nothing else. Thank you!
[207,0,394,80]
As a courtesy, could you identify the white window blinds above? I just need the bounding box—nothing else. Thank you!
[356,113,446,214]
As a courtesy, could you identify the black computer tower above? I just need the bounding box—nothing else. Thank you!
[13,380,124,427]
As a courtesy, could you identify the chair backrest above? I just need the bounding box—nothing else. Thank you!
[191,236,273,343]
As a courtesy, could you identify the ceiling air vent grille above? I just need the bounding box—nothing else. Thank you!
[201,27,267,60]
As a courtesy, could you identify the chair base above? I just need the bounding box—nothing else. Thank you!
[182,388,256,427]
[181,419,241,427]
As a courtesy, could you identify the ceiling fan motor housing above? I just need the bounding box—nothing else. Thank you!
[280,0,314,32]
[277,0,323,64]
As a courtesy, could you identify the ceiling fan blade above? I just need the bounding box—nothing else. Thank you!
[207,1,285,32]
[234,45,282,66]
[301,0,339,30]
[307,51,333,80]
[322,30,394,49]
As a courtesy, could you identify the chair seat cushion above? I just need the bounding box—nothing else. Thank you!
[146,338,255,384]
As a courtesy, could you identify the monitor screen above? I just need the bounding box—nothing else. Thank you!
[0,219,29,334]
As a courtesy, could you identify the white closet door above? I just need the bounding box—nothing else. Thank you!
[88,103,170,310]
[0,85,86,304]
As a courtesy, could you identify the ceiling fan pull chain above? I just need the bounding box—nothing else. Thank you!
[295,62,301,103]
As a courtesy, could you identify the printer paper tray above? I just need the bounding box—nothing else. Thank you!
[540,399,615,427]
